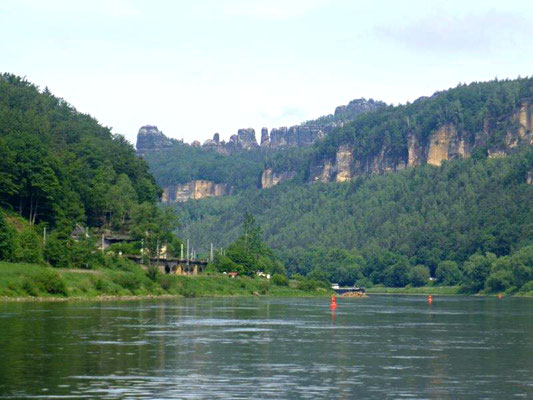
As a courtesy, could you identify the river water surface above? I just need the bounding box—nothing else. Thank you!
[0,296,532,399]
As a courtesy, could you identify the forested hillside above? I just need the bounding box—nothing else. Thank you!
[264,78,533,182]
[142,141,264,191]
[0,74,178,270]
[173,150,533,293]
[0,73,160,229]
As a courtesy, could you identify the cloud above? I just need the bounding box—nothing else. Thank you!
[222,0,330,20]
[375,11,533,54]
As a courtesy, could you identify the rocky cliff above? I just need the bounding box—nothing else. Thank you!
[136,125,172,156]
[306,102,533,184]
[199,98,385,154]
[261,169,297,189]
[162,180,227,203]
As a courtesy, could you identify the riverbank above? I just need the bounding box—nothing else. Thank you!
[366,285,461,295]
[0,262,330,301]
[366,285,533,297]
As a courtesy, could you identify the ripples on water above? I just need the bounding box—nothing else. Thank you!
[0,296,532,399]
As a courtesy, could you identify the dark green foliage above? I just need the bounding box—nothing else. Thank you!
[435,261,463,285]
[146,265,160,281]
[176,150,533,290]
[213,214,286,277]
[271,273,289,286]
[0,211,16,260]
[463,253,497,293]
[409,265,430,287]
[23,268,67,296]
[14,228,43,264]
[143,141,264,190]
[0,74,159,230]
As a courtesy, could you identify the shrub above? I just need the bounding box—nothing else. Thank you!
[258,280,270,295]
[112,272,142,292]
[0,212,17,260]
[24,269,67,296]
[15,229,43,264]
[271,273,289,286]
[146,265,160,281]
[485,270,514,293]
[159,275,174,291]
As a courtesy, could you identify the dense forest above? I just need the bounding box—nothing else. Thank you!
[143,141,264,190]
[0,74,300,299]
[0,74,180,269]
[0,73,160,229]
[173,150,533,294]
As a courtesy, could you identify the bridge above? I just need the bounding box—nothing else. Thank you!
[125,255,208,275]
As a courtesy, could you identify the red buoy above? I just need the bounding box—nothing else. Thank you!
[428,295,433,305]
[330,295,337,309]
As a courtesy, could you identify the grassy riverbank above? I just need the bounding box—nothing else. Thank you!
[366,285,533,297]
[366,285,461,295]
[0,262,330,301]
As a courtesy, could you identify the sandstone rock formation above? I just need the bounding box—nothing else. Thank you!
[261,169,296,189]
[136,125,172,156]
[305,101,533,186]
[162,180,227,203]
[200,98,385,154]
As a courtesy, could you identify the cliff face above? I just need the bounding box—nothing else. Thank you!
[136,125,172,156]
[261,169,297,189]
[305,101,533,185]
[202,128,259,155]
[200,98,385,154]
[162,180,227,203]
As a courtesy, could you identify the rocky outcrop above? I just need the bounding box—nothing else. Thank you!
[261,169,296,188]
[260,127,269,146]
[306,102,533,185]
[202,128,259,155]
[200,98,385,154]
[162,180,227,203]
[264,125,329,149]
[517,102,533,144]
[527,170,533,185]
[136,125,172,156]
[335,146,353,182]
[334,98,386,121]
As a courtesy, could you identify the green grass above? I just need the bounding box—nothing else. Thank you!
[0,262,330,300]
[366,285,461,295]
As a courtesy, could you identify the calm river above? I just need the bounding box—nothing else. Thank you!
[0,296,532,399]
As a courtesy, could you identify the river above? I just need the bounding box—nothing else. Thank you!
[0,296,532,399]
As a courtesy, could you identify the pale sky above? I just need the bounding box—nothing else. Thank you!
[1,0,533,145]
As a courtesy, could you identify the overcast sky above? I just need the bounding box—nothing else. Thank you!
[2,0,533,145]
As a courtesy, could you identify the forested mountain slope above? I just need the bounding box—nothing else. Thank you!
[173,149,533,290]
[0,73,160,228]
[263,78,533,186]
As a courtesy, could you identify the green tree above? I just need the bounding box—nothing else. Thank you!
[409,265,430,287]
[0,211,16,260]
[14,228,43,264]
[435,261,463,285]
[463,253,496,292]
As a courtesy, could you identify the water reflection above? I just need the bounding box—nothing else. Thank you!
[0,296,532,399]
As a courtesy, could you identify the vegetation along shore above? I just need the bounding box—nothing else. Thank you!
[1,74,532,299]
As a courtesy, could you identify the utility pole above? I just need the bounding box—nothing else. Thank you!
[210,243,214,262]
[101,234,105,253]
[43,227,46,245]
[186,239,189,266]
[180,243,184,260]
